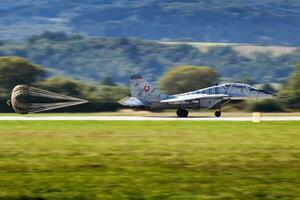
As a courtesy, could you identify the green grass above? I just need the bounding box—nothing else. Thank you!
[0,121,299,200]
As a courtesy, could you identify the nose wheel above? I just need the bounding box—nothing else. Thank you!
[177,108,189,118]
[215,111,221,117]
[215,102,222,117]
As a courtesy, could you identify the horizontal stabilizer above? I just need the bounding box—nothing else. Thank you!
[160,93,228,103]
[119,97,145,107]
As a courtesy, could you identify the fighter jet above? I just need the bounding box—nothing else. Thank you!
[119,75,275,117]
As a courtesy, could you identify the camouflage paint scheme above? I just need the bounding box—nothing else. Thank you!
[119,75,275,110]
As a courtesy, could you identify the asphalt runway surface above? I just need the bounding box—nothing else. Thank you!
[0,116,300,121]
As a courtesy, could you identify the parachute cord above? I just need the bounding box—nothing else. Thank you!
[28,101,87,113]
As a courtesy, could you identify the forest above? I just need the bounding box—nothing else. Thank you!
[1,0,300,45]
[0,32,299,84]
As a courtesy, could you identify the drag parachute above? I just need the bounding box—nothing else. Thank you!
[8,85,88,114]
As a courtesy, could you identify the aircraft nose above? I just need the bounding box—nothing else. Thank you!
[260,89,276,98]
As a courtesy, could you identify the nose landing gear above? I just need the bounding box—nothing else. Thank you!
[176,108,189,118]
[215,102,222,117]
[215,110,221,117]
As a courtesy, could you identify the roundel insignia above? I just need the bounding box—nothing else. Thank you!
[144,85,150,92]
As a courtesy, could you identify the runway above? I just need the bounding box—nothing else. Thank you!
[0,116,300,121]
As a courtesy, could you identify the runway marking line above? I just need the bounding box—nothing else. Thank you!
[0,116,300,121]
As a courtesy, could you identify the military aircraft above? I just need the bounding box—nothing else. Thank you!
[119,75,275,117]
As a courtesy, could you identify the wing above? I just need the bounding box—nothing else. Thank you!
[160,93,228,103]
[119,97,145,107]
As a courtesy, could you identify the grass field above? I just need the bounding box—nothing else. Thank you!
[0,121,300,200]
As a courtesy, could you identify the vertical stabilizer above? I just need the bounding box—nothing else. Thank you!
[129,75,167,103]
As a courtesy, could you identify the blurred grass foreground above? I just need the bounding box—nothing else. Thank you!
[0,121,299,199]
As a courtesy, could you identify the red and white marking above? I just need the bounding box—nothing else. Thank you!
[144,85,150,92]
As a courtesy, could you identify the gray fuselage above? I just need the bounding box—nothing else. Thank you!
[147,83,274,109]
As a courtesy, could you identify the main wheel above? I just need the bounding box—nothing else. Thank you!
[215,111,221,117]
[176,109,182,117]
[182,109,188,117]
[177,109,189,118]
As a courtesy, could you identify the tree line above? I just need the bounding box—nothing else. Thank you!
[0,56,299,113]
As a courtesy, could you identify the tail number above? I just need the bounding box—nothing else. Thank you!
[144,85,150,92]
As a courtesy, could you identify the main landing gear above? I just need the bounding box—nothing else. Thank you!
[177,108,189,118]
[176,103,222,118]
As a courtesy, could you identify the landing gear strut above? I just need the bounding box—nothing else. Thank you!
[177,108,189,118]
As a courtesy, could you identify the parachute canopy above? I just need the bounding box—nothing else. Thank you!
[8,85,88,114]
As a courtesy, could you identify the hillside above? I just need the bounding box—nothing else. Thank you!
[0,32,299,84]
[1,0,300,45]
[160,41,299,58]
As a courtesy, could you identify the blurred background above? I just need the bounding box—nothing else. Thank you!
[0,0,300,113]
[1,2,300,200]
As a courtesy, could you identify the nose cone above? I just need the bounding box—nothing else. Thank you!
[258,89,276,99]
